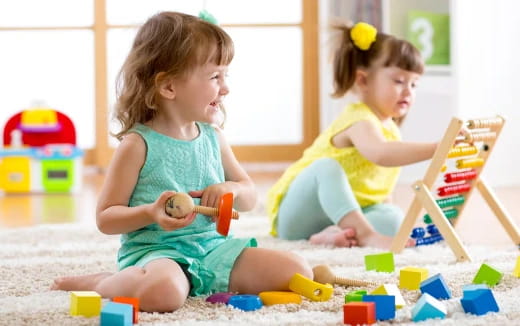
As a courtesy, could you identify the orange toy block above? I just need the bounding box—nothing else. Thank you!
[343,302,376,325]
[113,297,140,324]
[400,267,428,290]
[70,291,101,317]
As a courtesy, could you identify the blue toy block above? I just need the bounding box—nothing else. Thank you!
[420,273,451,300]
[462,284,489,296]
[228,295,263,311]
[362,294,395,320]
[461,288,499,316]
[364,252,395,273]
[411,293,447,322]
[100,302,133,326]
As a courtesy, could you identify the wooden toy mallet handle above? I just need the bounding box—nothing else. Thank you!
[313,264,377,287]
[192,205,239,219]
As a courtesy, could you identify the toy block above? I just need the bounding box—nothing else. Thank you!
[364,252,395,272]
[100,302,133,326]
[370,284,406,309]
[288,273,333,301]
[472,263,503,286]
[112,297,139,324]
[411,293,447,322]
[343,302,376,325]
[345,290,367,303]
[513,256,520,277]
[70,291,101,317]
[228,295,263,311]
[460,288,499,316]
[362,295,395,320]
[206,292,234,305]
[258,291,302,305]
[399,267,428,290]
[462,284,488,296]
[420,273,451,299]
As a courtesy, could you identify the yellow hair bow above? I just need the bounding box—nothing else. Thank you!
[350,22,377,51]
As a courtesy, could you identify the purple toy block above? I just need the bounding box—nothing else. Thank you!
[420,273,451,300]
[206,292,234,304]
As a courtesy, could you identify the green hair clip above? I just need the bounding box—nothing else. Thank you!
[198,9,218,25]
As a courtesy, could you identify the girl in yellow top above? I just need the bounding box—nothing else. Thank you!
[267,22,437,249]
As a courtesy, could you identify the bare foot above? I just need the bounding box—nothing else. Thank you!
[50,272,112,291]
[309,226,358,247]
[357,232,416,249]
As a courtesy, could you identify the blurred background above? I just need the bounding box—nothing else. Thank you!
[0,0,519,188]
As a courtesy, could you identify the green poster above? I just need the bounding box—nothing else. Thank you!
[407,11,450,65]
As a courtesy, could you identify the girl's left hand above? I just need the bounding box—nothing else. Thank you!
[189,183,235,210]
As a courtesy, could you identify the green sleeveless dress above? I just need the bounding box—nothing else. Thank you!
[117,123,256,296]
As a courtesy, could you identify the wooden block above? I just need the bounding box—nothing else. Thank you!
[364,252,395,273]
[343,302,375,325]
[412,293,447,322]
[399,267,428,290]
[70,291,101,317]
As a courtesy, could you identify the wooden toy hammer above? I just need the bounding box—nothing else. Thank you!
[165,192,238,236]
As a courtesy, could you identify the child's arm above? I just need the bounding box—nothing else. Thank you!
[335,120,437,167]
[189,127,257,212]
[96,133,196,235]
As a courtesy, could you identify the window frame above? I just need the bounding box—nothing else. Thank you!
[1,0,319,167]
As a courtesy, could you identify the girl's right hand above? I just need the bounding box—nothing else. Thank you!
[150,191,197,231]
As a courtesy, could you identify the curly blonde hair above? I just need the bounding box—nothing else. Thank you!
[113,11,234,140]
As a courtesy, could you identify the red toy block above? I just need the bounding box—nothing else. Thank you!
[343,302,376,325]
[112,297,139,324]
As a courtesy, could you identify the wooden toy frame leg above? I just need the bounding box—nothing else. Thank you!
[476,178,520,247]
[391,181,471,262]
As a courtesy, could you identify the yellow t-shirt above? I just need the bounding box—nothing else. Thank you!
[266,102,401,236]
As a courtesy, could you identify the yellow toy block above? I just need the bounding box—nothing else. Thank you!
[288,273,333,301]
[399,267,428,290]
[370,284,406,309]
[259,291,302,305]
[514,256,520,278]
[70,291,101,317]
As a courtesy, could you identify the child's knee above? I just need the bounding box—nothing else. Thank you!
[286,252,313,280]
[137,277,189,312]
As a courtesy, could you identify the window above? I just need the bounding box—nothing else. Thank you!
[0,0,318,167]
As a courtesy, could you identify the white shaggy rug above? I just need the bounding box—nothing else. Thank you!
[1,215,520,326]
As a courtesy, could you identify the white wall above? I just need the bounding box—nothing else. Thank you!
[453,0,520,186]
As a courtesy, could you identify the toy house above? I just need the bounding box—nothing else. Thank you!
[0,108,83,193]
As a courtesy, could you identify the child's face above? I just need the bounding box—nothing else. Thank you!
[173,63,229,125]
[363,66,420,121]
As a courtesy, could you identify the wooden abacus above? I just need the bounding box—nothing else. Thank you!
[391,116,520,262]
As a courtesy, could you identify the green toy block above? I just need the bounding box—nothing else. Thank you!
[399,267,428,290]
[364,252,395,273]
[473,263,503,287]
[345,290,367,303]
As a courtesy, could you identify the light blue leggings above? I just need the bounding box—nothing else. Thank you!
[277,158,404,240]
